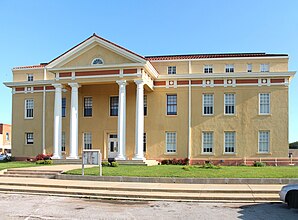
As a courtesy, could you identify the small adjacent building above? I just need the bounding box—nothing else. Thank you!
[4,34,295,164]
[0,123,11,155]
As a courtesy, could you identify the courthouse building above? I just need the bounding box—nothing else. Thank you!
[4,34,295,163]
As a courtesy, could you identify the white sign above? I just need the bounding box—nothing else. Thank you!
[82,150,102,176]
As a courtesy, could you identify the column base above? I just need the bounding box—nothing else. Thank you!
[51,154,61,159]
[115,155,126,160]
[132,155,145,161]
[66,156,79,159]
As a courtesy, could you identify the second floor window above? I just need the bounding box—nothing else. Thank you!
[110,96,119,116]
[259,93,270,114]
[168,66,176,74]
[204,65,213,73]
[225,64,234,73]
[27,74,33,81]
[84,97,92,117]
[260,64,269,72]
[224,93,235,115]
[62,98,66,117]
[25,99,34,119]
[167,94,177,115]
[203,94,214,115]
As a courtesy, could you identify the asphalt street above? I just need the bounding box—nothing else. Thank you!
[0,193,297,220]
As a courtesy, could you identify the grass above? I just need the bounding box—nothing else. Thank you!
[0,161,43,171]
[65,165,298,178]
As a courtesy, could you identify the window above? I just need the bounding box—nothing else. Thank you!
[168,66,176,74]
[110,96,119,116]
[143,133,147,152]
[25,99,34,119]
[27,74,33,81]
[203,94,214,115]
[91,58,104,65]
[225,64,234,73]
[224,93,235,115]
[166,132,176,153]
[5,132,9,141]
[259,131,270,153]
[224,132,236,153]
[204,65,213,73]
[259,93,270,114]
[144,95,147,116]
[247,64,252,72]
[83,132,92,149]
[260,64,269,72]
[61,132,66,152]
[202,132,213,153]
[167,94,177,115]
[25,132,34,144]
[84,97,92,117]
[62,98,66,117]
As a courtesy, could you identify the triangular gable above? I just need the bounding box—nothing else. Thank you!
[46,33,146,68]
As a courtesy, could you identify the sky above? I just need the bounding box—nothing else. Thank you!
[0,0,297,142]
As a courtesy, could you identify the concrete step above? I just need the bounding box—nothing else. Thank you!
[115,160,159,166]
[0,184,280,202]
[6,169,63,173]
[4,171,61,175]
[1,174,56,179]
[52,159,82,165]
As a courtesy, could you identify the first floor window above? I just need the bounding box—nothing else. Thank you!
[6,132,9,141]
[260,64,269,72]
[166,132,176,153]
[259,93,270,114]
[225,93,235,115]
[26,132,34,144]
[61,132,66,152]
[62,98,66,117]
[144,95,147,116]
[224,132,236,153]
[84,97,92,117]
[168,66,176,74]
[225,64,234,73]
[143,133,147,152]
[110,96,119,116]
[204,65,213,73]
[259,131,270,153]
[84,132,92,149]
[167,94,177,115]
[203,94,214,115]
[202,132,213,153]
[25,99,34,118]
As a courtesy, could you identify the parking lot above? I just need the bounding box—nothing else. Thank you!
[0,193,297,219]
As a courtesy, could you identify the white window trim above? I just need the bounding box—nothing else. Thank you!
[260,64,269,72]
[24,99,34,119]
[167,66,176,75]
[25,132,34,145]
[109,95,119,117]
[83,132,92,150]
[165,132,177,154]
[224,93,236,115]
[203,65,213,73]
[166,94,178,116]
[247,64,252,72]
[202,94,214,116]
[225,64,234,73]
[259,93,271,115]
[223,131,236,154]
[201,131,214,155]
[258,131,270,153]
[83,96,93,118]
[27,74,34,82]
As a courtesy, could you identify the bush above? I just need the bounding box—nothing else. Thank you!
[161,158,190,165]
[102,161,110,167]
[182,166,191,171]
[36,159,53,165]
[253,161,266,167]
[36,154,52,161]
[36,160,45,164]
[201,161,221,169]
[111,162,119,167]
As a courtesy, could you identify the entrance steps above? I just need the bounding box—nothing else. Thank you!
[52,159,82,165]
[115,159,159,166]
[1,169,63,179]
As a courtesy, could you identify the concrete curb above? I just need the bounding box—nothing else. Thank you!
[56,174,298,184]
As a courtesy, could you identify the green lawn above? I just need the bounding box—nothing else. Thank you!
[0,161,42,170]
[65,165,298,178]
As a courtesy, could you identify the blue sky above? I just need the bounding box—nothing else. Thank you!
[0,0,297,142]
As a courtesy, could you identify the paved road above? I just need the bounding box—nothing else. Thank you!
[0,193,297,220]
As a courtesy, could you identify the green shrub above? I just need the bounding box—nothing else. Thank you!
[44,159,53,165]
[201,161,221,169]
[102,161,110,167]
[253,161,266,167]
[182,166,191,171]
[36,160,45,164]
[111,162,119,167]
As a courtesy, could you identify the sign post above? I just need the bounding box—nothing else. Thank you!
[82,149,102,176]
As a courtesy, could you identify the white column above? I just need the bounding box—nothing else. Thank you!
[115,80,127,160]
[133,80,145,160]
[52,83,63,159]
[67,83,80,159]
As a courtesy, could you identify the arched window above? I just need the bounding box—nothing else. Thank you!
[91,58,104,65]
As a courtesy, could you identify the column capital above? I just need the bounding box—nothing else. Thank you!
[134,79,145,85]
[116,80,127,86]
[68,82,81,88]
[52,83,63,89]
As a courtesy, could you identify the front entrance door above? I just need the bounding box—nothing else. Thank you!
[108,134,118,158]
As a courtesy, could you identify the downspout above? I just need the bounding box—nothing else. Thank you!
[42,67,47,154]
